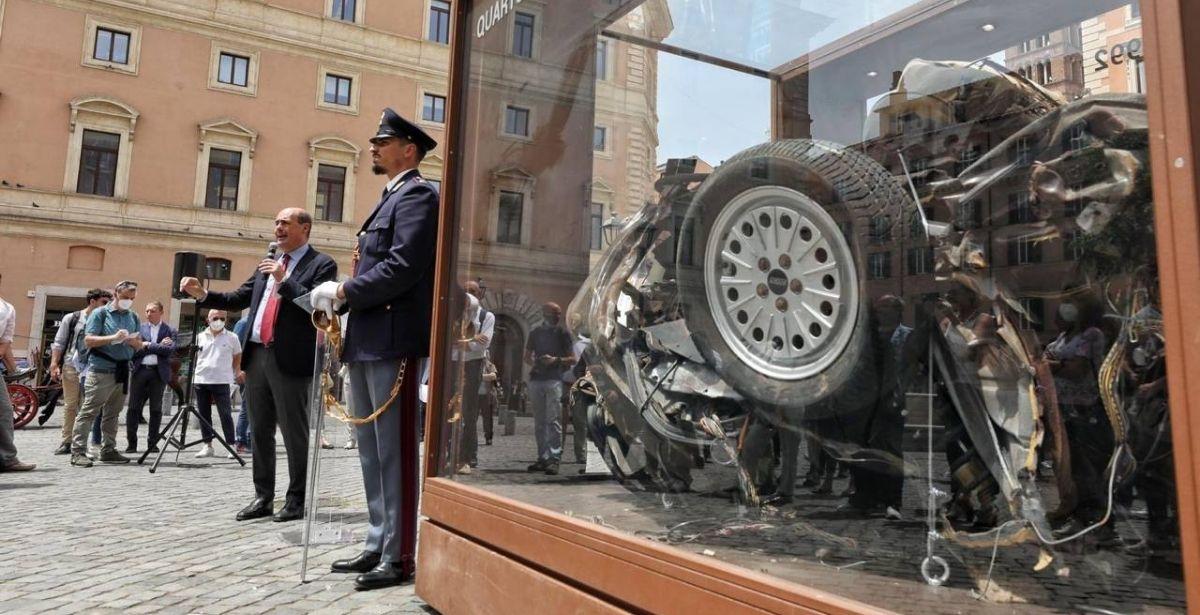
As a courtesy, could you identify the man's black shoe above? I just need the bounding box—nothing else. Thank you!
[544,461,560,476]
[147,445,160,453]
[354,562,411,590]
[331,551,382,573]
[54,442,71,455]
[236,498,274,521]
[273,500,304,522]
[124,444,137,454]
[98,450,131,464]
[526,460,546,472]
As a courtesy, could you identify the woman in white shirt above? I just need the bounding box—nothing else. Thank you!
[194,310,242,458]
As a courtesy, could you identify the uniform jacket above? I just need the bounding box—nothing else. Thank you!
[200,246,337,377]
[341,170,439,362]
[132,321,178,384]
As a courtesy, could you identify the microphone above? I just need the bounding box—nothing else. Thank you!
[266,241,279,260]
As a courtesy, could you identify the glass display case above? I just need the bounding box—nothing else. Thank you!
[417,1,1200,612]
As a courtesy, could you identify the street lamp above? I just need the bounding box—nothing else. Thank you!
[601,212,622,245]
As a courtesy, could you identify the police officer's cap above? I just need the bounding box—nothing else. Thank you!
[370,107,438,154]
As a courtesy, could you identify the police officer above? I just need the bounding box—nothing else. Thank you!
[311,108,438,590]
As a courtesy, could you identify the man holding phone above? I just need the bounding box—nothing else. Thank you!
[524,302,575,476]
[70,280,144,467]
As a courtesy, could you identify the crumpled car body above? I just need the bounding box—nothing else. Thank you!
[568,57,1152,549]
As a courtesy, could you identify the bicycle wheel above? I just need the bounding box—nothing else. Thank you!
[9,383,38,429]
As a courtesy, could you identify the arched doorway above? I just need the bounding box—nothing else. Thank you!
[489,314,526,404]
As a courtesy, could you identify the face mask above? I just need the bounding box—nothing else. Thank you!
[116,299,134,311]
[1058,303,1079,323]
[210,320,225,332]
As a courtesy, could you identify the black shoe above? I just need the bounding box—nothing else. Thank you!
[526,460,546,472]
[273,500,304,522]
[98,450,131,464]
[762,493,794,505]
[147,445,160,453]
[236,497,274,521]
[124,445,137,454]
[54,443,71,455]
[485,439,493,446]
[331,551,382,574]
[355,562,411,590]
[544,461,560,475]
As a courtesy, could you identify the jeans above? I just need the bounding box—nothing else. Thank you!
[528,379,562,462]
[235,384,252,449]
[195,383,235,444]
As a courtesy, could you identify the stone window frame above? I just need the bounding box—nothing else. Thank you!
[499,101,534,143]
[81,15,142,76]
[586,179,614,253]
[417,87,448,129]
[207,42,261,97]
[593,124,613,159]
[506,4,544,61]
[419,154,445,192]
[192,118,257,212]
[488,165,536,246]
[63,95,139,200]
[305,135,360,225]
[326,0,366,25]
[316,65,362,115]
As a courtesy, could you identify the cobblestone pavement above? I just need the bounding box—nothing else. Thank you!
[457,415,1188,614]
[0,409,435,615]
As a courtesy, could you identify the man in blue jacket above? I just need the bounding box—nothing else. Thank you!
[312,108,438,590]
[125,301,176,452]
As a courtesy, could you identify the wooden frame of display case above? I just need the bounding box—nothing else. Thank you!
[417,1,1200,612]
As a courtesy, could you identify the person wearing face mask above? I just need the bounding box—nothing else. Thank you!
[1044,293,1112,535]
[193,310,243,459]
[70,280,145,467]
[523,302,576,476]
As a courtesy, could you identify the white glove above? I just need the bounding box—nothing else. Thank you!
[311,281,342,318]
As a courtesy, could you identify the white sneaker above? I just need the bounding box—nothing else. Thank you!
[195,443,214,458]
[226,450,237,460]
[885,506,903,521]
[343,441,357,450]
[457,464,472,475]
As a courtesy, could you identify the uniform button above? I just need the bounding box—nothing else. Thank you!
[385,305,391,311]
[357,231,365,237]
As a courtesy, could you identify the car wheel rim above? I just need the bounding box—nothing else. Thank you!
[704,185,860,381]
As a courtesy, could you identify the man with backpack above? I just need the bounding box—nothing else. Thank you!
[47,288,112,454]
[69,280,144,467]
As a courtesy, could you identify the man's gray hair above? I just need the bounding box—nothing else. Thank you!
[115,280,139,293]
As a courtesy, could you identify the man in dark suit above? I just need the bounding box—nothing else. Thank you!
[126,301,176,452]
[312,108,438,590]
[179,208,337,522]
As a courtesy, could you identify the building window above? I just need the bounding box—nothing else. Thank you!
[217,53,250,87]
[868,252,892,280]
[205,258,232,281]
[423,93,447,124]
[1009,234,1043,265]
[589,203,604,251]
[331,0,357,22]
[94,28,130,64]
[82,17,141,75]
[869,215,892,243]
[593,126,607,152]
[497,190,524,244]
[512,12,535,58]
[77,130,121,197]
[324,74,353,106]
[957,199,982,229]
[429,0,451,44]
[504,105,530,137]
[596,39,610,80]
[1066,122,1088,152]
[205,149,242,210]
[315,164,347,222]
[955,145,982,175]
[906,247,934,275]
[1009,192,1035,224]
[1013,137,1033,165]
[1018,298,1045,332]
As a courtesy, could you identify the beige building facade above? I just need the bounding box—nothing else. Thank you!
[0,0,455,360]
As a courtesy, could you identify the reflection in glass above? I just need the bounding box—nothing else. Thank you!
[440,0,1185,611]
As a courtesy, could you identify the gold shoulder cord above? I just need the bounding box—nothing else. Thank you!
[312,310,406,425]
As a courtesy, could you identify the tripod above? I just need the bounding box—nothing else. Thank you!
[140,300,245,472]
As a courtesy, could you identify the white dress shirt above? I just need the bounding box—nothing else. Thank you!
[142,322,162,365]
[250,243,311,344]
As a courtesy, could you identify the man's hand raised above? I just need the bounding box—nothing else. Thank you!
[179,277,205,300]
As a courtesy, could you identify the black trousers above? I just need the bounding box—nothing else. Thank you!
[244,344,311,504]
[126,366,166,448]
[196,383,236,444]
[455,359,484,466]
